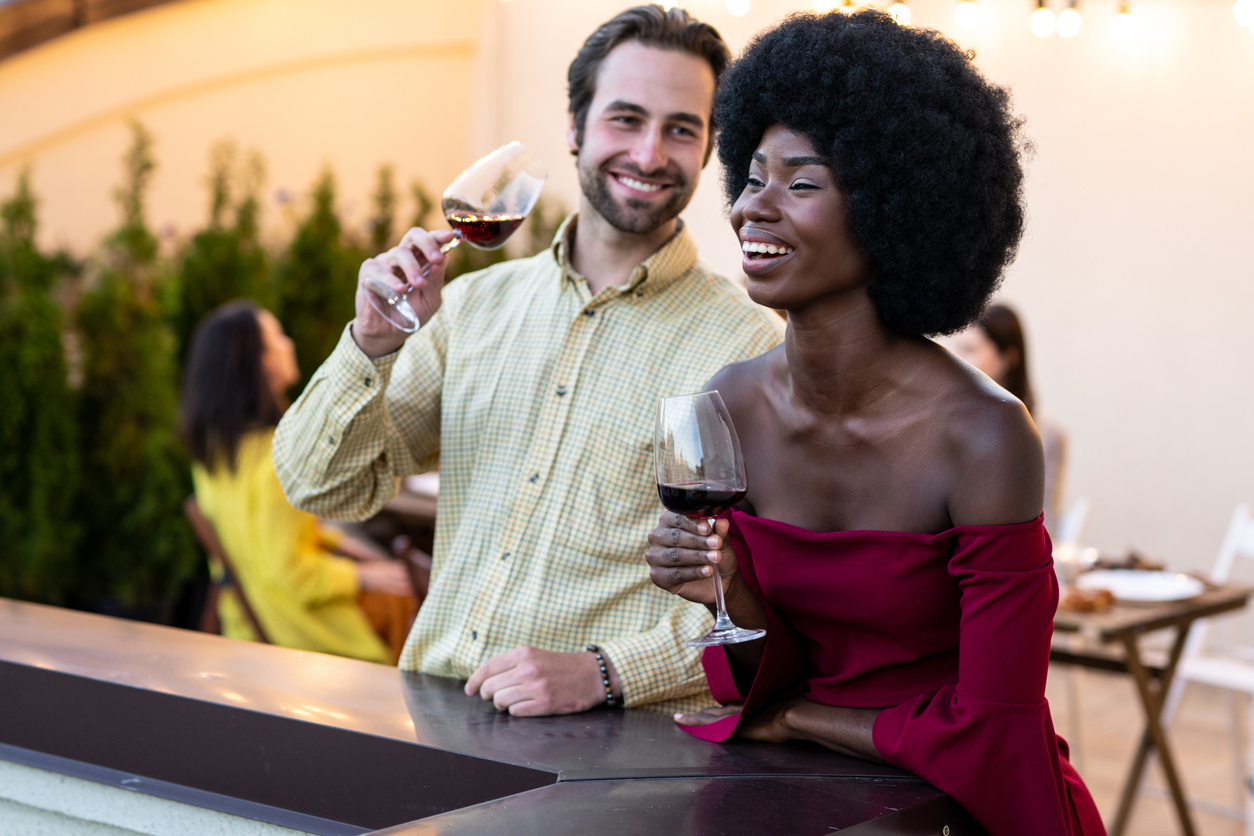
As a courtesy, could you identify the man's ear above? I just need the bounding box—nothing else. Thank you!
[567,112,581,158]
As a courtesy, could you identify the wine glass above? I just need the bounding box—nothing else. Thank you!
[364,141,548,332]
[655,391,766,647]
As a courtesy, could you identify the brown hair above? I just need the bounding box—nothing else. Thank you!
[567,4,731,163]
[978,303,1035,415]
[178,300,285,472]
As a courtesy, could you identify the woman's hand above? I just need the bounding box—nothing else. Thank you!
[646,514,736,607]
[646,513,766,628]
[672,699,795,745]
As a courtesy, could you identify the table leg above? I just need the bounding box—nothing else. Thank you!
[1109,626,1195,836]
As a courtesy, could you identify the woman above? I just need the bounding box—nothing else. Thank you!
[950,304,1069,536]
[179,301,413,663]
[645,12,1103,836]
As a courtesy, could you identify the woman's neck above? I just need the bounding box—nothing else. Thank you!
[783,290,911,416]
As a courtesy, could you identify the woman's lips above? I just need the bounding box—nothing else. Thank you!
[740,234,796,276]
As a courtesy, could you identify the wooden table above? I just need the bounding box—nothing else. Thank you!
[1051,585,1252,836]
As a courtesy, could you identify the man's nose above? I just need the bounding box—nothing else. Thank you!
[629,126,667,174]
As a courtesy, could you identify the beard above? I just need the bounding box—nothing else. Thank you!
[577,151,694,235]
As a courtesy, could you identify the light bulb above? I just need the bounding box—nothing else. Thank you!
[1057,5,1081,36]
[1111,4,1138,41]
[955,1,981,29]
[1235,0,1254,26]
[1030,4,1056,36]
[727,0,751,15]
[889,0,912,25]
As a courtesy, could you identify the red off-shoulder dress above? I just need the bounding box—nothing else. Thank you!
[681,511,1105,836]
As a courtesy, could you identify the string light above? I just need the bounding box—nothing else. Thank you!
[1030,0,1056,36]
[726,0,751,15]
[1057,0,1082,36]
[888,0,912,25]
[1235,0,1254,26]
[955,0,981,29]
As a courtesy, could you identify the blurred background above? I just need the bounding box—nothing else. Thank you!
[0,0,1251,610]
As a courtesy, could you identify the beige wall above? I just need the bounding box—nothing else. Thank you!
[0,0,483,249]
[2,0,1252,572]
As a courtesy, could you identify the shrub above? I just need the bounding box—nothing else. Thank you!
[75,122,196,614]
[0,170,81,604]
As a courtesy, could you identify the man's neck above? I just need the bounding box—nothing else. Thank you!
[570,200,678,296]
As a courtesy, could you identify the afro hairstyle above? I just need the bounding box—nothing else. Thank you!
[715,10,1028,336]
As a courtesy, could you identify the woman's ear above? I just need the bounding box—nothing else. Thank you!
[1002,345,1022,373]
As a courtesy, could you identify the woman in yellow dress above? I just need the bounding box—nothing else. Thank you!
[179,300,413,663]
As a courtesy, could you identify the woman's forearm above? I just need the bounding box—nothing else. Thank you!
[784,700,887,764]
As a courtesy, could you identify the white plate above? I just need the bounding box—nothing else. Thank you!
[1074,570,1204,603]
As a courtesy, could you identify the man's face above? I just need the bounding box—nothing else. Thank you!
[568,41,715,235]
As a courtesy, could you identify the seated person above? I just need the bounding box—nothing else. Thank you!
[949,303,1069,536]
[179,301,414,664]
[645,12,1103,836]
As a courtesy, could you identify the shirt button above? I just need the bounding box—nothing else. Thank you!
[326,436,336,445]
[635,291,644,298]
[528,473,540,483]
[471,630,478,641]
[556,385,567,396]
[501,552,511,561]
[583,309,595,317]
[364,376,373,387]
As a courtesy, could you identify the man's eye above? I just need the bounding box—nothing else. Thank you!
[613,115,639,126]
[671,126,697,138]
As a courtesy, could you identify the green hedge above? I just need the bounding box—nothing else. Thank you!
[0,123,566,621]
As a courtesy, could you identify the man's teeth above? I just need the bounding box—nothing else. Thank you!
[741,241,794,256]
[619,176,663,193]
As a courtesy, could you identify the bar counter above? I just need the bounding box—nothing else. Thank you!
[0,599,985,835]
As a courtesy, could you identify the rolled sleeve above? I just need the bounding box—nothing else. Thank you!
[273,317,443,521]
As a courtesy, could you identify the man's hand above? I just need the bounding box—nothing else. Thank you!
[352,227,456,359]
[464,646,621,716]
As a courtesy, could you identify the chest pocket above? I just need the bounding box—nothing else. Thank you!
[556,421,659,566]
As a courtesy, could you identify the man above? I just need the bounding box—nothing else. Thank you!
[273,5,782,716]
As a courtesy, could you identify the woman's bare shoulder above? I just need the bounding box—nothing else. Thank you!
[705,345,786,415]
[924,342,1045,527]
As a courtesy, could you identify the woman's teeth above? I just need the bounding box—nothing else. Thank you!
[741,241,794,257]
[618,176,663,193]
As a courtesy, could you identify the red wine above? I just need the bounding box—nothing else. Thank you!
[446,212,525,249]
[658,482,746,518]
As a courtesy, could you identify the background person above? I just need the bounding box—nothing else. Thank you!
[645,12,1103,836]
[949,303,1069,536]
[273,5,783,716]
[180,300,415,664]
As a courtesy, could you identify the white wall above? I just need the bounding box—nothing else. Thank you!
[1,0,1251,571]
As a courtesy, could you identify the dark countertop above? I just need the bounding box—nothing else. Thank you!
[0,599,985,835]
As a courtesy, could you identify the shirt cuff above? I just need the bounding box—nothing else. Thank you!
[598,618,711,708]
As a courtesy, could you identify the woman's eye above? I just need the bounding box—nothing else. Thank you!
[746,176,765,188]
[791,182,819,191]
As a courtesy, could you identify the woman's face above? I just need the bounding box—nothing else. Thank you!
[949,326,1009,385]
[257,310,299,398]
[729,124,872,311]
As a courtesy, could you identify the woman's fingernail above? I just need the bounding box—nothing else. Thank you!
[706,536,719,548]
[703,566,712,576]
[674,712,684,721]
[708,551,720,561]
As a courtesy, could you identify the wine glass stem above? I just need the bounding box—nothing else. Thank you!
[707,517,734,630]
[420,235,461,278]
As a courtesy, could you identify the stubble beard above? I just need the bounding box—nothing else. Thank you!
[577,150,693,236]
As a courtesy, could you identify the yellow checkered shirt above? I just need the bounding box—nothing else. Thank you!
[273,216,783,713]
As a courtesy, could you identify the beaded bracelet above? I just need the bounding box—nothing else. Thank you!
[586,644,616,707]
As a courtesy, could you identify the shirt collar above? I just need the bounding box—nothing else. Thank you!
[550,212,698,298]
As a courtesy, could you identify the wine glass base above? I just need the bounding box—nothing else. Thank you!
[686,626,766,647]
[364,278,419,333]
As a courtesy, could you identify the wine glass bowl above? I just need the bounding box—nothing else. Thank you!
[365,142,548,332]
[655,391,766,647]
